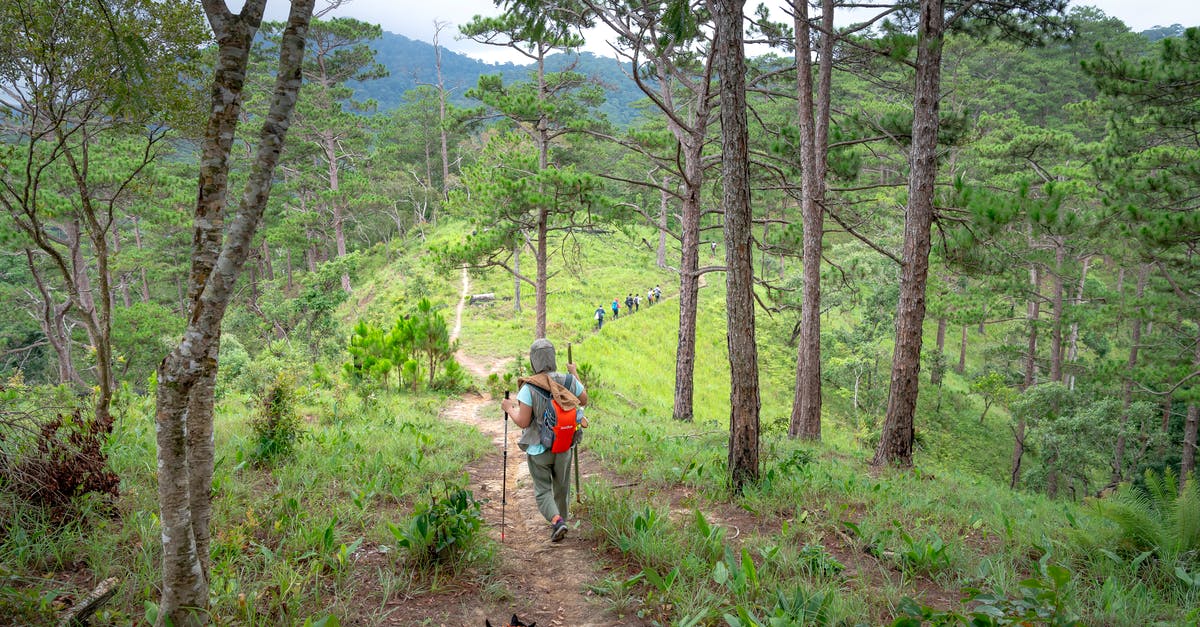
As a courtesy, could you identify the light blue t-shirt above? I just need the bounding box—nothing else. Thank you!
[518,374,585,455]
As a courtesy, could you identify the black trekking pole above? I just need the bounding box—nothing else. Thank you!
[501,390,509,543]
[569,343,582,504]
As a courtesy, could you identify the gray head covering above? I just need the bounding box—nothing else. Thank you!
[529,338,556,374]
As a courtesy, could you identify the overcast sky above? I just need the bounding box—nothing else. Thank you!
[255,0,1200,64]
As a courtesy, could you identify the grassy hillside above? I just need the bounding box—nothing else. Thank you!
[2,222,1196,625]
[433,225,1198,624]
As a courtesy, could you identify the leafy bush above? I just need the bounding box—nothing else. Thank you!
[345,299,459,394]
[237,340,310,396]
[387,482,484,567]
[249,374,302,466]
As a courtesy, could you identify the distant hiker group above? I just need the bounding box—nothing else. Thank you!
[594,285,661,330]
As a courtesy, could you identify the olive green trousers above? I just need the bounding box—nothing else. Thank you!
[526,448,573,523]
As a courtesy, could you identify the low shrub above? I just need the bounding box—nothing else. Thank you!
[387,481,485,568]
[249,374,302,466]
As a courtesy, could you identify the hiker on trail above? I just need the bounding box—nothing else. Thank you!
[500,339,589,542]
[654,285,662,301]
[594,306,605,330]
[611,298,619,319]
[634,294,640,312]
[625,293,634,314]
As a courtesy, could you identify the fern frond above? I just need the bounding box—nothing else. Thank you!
[1096,486,1167,554]
[1143,467,1179,515]
[1173,475,1200,557]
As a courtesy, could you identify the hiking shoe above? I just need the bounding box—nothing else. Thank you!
[550,519,568,542]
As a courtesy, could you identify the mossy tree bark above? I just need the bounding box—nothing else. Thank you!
[155,1,314,624]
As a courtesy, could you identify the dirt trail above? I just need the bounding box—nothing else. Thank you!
[415,268,622,626]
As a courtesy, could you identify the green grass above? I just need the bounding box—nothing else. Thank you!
[421,221,1193,621]
[1,387,492,625]
[3,220,1195,625]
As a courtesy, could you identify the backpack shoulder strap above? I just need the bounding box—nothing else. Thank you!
[526,381,552,399]
[519,375,553,398]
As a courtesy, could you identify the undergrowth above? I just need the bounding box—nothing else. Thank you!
[3,223,1196,625]
[0,385,492,625]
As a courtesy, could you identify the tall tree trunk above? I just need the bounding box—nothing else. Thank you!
[261,240,274,281]
[874,0,943,468]
[535,206,548,339]
[326,137,351,293]
[654,53,711,423]
[657,183,669,269]
[958,324,968,374]
[1049,240,1065,382]
[932,315,947,385]
[1023,265,1041,390]
[1065,255,1090,390]
[132,216,151,303]
[434,22,451,201]
[1159,395,1173,453]
[113,226,132,308]
[305,240,318,272]
[1181,324,1200,487]
[248,263,260,309]
[155,2,312,624]
[759,204,770,281]
[1183,402,1198,488]
[64,220,99,352]
[1010,265,1041,488]
[529,52,551,337]
[1111,264,1148,485]
[714,0,759,492]
[25,250,86,389]
[62,211,114,427]
[787,0,825,439]
[673,140,703,422]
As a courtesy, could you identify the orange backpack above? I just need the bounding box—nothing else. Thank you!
[530,375,579,453]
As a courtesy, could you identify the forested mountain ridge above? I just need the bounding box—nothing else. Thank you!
[352,25,1192,126]
[1141,23,1188,41]
[352,31,645,125]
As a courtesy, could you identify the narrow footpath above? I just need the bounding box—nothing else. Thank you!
[404,267,627,626]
